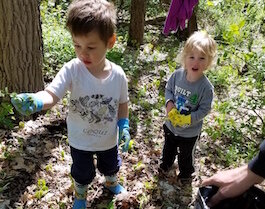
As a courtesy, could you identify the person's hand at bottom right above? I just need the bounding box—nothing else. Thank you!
[201,165,264,207]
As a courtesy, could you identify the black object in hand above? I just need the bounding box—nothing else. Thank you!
[195,185,265,209]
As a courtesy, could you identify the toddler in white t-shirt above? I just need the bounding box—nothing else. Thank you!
[11,0,130,208]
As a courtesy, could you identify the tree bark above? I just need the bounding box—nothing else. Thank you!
[176,5,198,41]
[128,0,146,46]
[187,8,198,36]
[160,0,171,5]
[0,0,44,93]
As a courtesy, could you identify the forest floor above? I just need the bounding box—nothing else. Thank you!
[1,59,225,209]
[1,65,265,209]
[1,5,264,208]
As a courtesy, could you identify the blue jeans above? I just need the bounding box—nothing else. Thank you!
[70,145,121,185]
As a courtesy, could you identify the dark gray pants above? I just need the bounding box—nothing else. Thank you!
[161,124,198,178]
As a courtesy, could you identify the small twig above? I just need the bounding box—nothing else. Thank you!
[91,186,101,200]
[240,106,264,124]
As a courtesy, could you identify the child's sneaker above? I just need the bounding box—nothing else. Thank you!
[104,175,126,194]
[104,181,126,194]
[177,173,193,185]
[73,198,86,209]
[73,181,87,209]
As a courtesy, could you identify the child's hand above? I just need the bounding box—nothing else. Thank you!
[168,108,179,126]
[166,100,175,114]
[168,108,191,127]
[120,128,131,152]
[117,118,131,152]
[11,93,43,116]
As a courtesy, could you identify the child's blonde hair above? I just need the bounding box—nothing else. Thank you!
[66,0,116,44]
[181,31,217,69]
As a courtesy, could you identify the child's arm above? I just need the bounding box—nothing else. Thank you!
[36,90,59,110]
[167,88,213,127]
[165,74,176,115]
[117,102,130,152]
[165,74,187,126]
[166,100,175,115]
[118,102,129,119]
[190,88,213,124]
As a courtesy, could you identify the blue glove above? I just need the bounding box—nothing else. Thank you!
[11,93,43,116]
[117,118,131,152]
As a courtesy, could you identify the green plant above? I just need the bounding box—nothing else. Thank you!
[0,182,10,193]
[45,164,53,172]
[35,179,49,199]
[133,161,145,171]
[106,44,124,66]
[41,0,74,79]
[0,89,15,129]
[58,202,66,209]
[61,150,65,161]
[107,200,115,209]
[199,0,264,168]
[137,193,149,209]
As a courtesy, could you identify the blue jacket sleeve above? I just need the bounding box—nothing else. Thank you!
[248,140,265,178]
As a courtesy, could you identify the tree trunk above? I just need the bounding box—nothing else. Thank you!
[187,8,198,36]
[176,5,198,41]
[160,0,171,5]
[0,0,44,93]
[128,0,146,46]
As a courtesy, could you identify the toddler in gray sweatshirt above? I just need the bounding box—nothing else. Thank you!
[160,31,217,183]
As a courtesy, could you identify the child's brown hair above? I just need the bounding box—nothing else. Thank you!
[66,0,116,44]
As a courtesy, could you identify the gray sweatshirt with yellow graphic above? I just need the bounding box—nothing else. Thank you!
[165,68,214,137]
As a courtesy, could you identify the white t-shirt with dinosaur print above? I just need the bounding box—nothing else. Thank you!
[46,58,129,151]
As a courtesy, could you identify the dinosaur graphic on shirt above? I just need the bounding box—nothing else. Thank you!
[70,94,118,124]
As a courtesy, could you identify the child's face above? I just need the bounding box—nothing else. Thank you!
[72,30,115,71]
[184,48,210,80]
